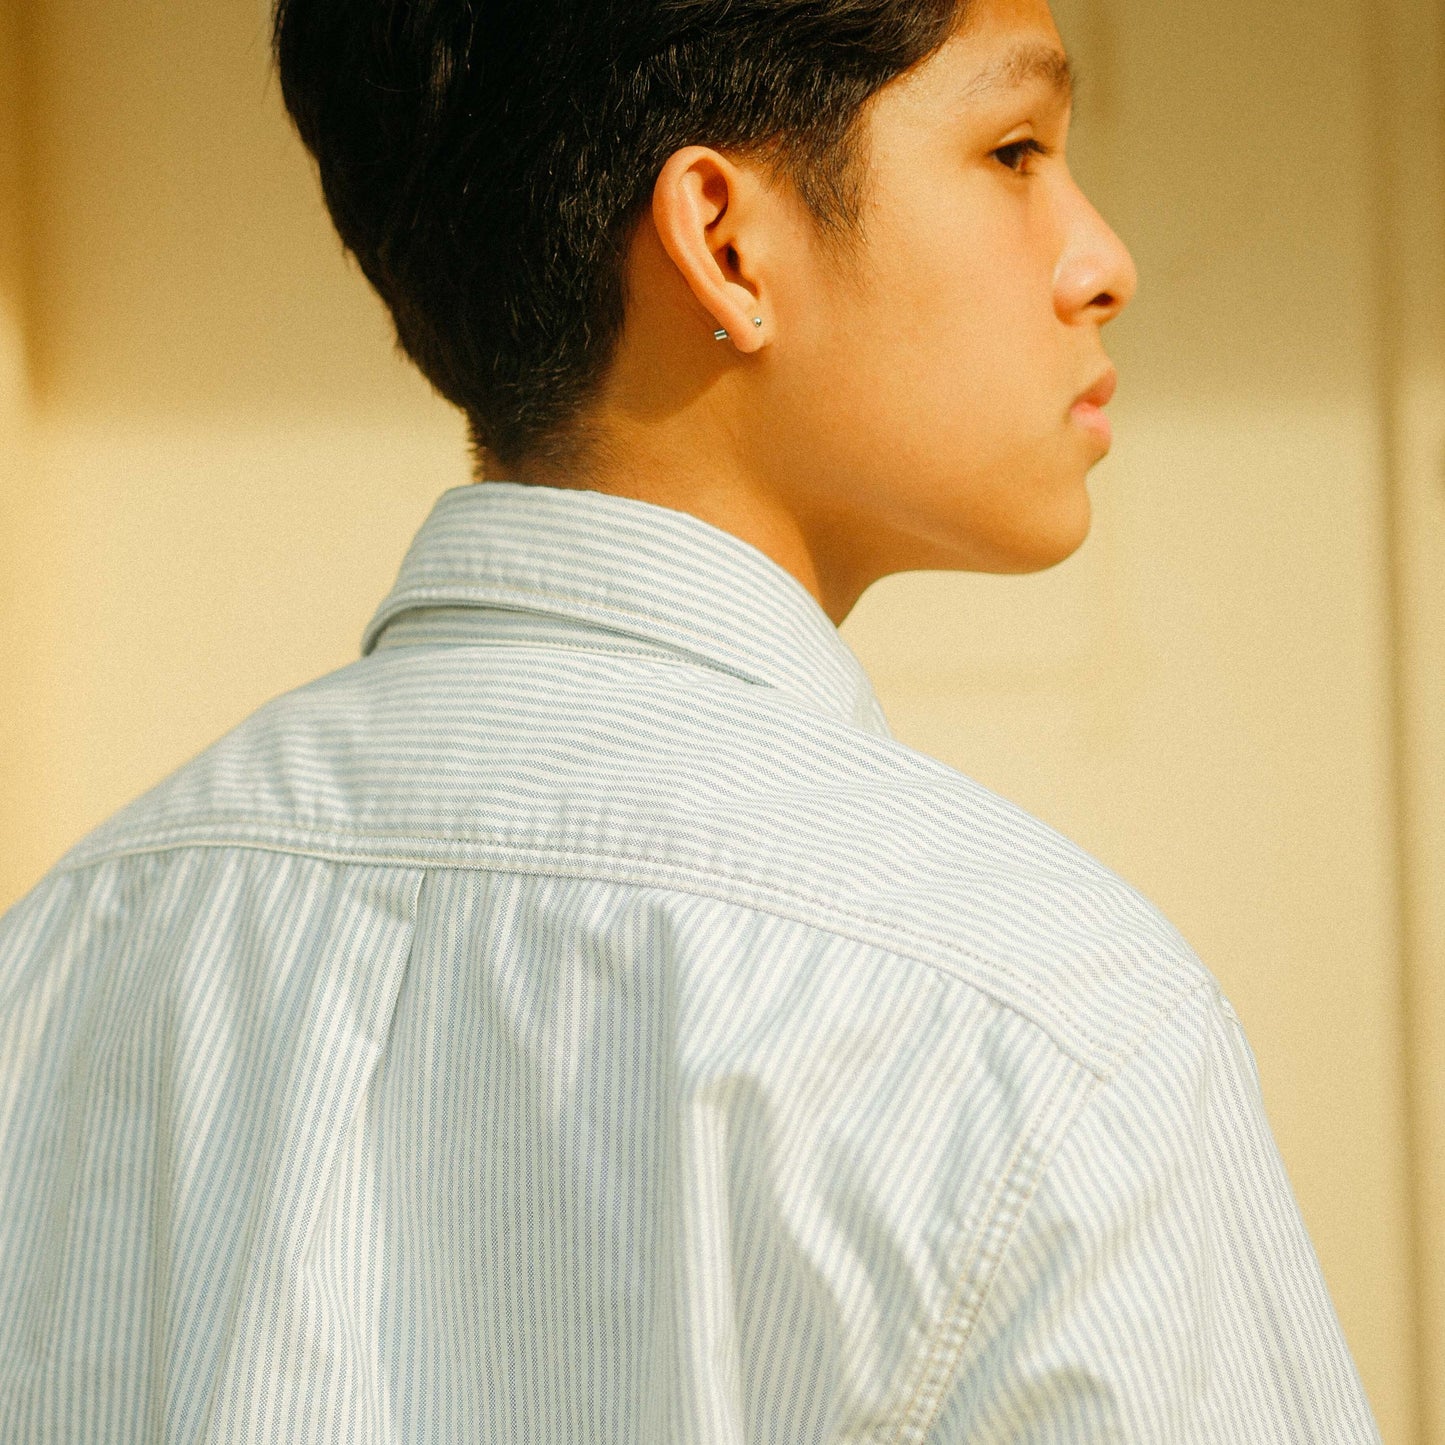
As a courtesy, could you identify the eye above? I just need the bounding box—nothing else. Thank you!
[993,137,1052,176]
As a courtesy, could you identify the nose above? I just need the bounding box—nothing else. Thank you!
[1053,182,1138,326]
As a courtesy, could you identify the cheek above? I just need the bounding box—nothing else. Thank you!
[767,208,1062,478]
[800,332,1035,496]
[836,261,1048,452]
[863,215,1045,386]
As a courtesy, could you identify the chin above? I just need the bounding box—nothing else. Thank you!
[989,486,1093,573]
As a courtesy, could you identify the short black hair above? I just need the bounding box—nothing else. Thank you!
[273,0,974,477]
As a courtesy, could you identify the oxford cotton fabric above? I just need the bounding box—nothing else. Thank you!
[0,480,1380,1444]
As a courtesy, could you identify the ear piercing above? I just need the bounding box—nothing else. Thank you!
[714,317,764,341]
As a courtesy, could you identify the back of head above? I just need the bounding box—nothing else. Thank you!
[271,0,973,479]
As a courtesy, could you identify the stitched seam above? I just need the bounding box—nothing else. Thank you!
[43,828,1198,1080]
[51,833,1085,1044]
[366,580,838,671]
[373,634,732,668]
[368,622,774,689]
[363,608,870,722]
[885,1057,1090,1445]
[898,974,1216,1445]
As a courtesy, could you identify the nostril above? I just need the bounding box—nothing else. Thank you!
[1094,289,1129,320]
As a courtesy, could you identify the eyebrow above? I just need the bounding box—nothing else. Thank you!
[960,42,1077,108]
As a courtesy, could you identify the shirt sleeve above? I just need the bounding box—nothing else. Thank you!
[918,978,1384,1444]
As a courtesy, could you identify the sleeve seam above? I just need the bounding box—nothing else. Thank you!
[898,974,1216,1445]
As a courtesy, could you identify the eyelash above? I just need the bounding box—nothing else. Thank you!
[993,138,1052,176]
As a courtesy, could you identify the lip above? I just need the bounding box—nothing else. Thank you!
[1069,367,1117,448]
[1073,368,1118,410]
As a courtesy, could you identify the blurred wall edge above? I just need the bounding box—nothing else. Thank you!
[0,0,32,857]
[1377,0,1445,1439]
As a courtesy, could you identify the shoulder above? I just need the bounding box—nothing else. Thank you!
[45,642,1214,1078]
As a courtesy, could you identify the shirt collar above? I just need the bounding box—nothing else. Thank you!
[360,481,893,739]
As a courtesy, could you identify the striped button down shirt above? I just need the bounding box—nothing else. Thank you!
[0,480,1381,1443]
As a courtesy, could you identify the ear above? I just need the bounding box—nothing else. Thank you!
[650,146,770,354]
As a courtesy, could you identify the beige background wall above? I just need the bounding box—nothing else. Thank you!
[1,1,1442,1440]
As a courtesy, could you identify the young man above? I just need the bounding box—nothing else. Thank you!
[0,0,1381,1440]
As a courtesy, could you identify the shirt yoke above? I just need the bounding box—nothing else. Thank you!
[49,640,1214,1082]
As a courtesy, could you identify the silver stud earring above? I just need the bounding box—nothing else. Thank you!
[714,318,763,341]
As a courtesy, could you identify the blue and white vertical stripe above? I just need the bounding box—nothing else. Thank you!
[0,480,1381,1442]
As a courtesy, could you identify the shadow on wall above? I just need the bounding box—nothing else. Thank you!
[21,0,443,426]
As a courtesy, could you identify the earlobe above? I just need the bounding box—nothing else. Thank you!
[713,316,766,345]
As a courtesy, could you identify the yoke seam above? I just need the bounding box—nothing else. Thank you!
[45,829,1200,1082]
